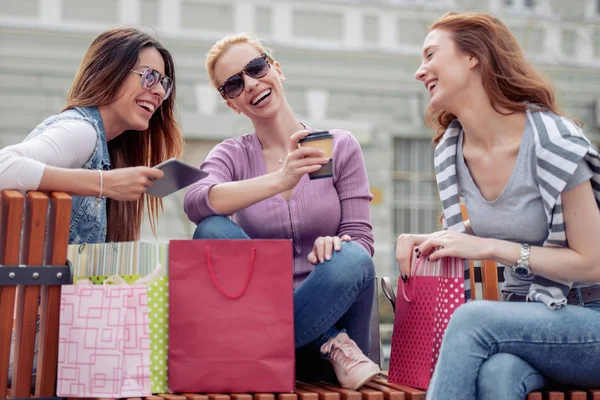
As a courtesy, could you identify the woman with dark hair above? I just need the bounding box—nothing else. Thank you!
[0,27,183,244]
[3,27,183,388]
[395,12,600,399]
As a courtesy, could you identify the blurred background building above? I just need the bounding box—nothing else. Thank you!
[1,0,600,283]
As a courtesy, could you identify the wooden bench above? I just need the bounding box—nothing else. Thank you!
[0,189,419,400]
[458,204,600,400]
[6,190,593,400]
[1,190,71,399]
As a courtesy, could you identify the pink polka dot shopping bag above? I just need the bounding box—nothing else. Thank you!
[387,249,467,390]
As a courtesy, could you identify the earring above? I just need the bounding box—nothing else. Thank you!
[280,76,285,82]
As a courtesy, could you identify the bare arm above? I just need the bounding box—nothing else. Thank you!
[186,130,329,219]
[206,172,288,215]
[38,166,163,200]
[419,180,600,283]
[487,180,600,282]
[38,167,103,196]
[0,120,163,200]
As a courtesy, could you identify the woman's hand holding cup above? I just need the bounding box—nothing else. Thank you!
[275,130,330,192]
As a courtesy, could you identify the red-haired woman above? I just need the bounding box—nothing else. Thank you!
[396,12,600,399]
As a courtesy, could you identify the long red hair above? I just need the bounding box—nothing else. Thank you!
[426,12,574,143]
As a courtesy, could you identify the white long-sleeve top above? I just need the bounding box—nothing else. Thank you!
[0,120,98,192]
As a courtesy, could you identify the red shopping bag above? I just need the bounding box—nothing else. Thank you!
[168,239,295,393]
[388,251,466,390]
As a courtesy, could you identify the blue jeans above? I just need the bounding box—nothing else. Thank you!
[427,299,600,400]
[193,216,375,381]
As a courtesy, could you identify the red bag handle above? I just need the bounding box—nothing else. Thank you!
[400,251,465,302]
[400,255,425,303]
[205,246,256,300]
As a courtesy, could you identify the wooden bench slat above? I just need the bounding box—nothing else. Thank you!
[590,389,600,400]
[363,381,405,400]
[230,394,252,400]
[35,192,70,398]
[292,385,320,400]
[0,190,25,398]
[278,393,299,400]
[158,394,188,400]
[12,192,48,398]
[296,382,340,400]
[545,391,565,400]
[181,393,210,400]
[371,379,425,400]
[567,391,587,400]
[253,394,275,400]
[526,393,542,400]
[207,394,231,400]
[357,387,384,400]
[313,382,362,400]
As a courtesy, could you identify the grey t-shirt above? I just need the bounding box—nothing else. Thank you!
[456,117,594,295]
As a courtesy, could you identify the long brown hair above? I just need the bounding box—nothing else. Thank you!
[426,12,572,143]
[64,28,183,242]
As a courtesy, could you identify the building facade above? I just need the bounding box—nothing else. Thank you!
[1,0,600,277]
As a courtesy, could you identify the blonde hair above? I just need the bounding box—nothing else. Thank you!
[206,32,273,88]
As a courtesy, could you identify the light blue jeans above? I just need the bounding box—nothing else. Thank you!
[193,216,376,381]
[427,299,600,400]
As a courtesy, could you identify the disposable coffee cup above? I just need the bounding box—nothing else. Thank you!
[298,130,334,179]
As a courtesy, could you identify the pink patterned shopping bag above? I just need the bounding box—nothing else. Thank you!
[57,284,151,397]
[388,251,466,390]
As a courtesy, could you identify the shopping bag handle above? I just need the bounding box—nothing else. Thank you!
[381,277,396,312]
[205,246,256,300]
[400,255,426,303]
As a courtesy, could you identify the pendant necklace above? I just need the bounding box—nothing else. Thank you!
[261,145,287,163]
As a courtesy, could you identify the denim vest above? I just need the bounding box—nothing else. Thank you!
[25,106,110,244]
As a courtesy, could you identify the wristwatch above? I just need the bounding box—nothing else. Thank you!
[512,243,531,277]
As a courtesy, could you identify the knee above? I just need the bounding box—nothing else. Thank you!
[337,242,375,283]
[478,353,545,398]
[479,353,518,382]
[193,215,234,239]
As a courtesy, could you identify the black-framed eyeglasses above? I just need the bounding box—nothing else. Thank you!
[217,53,271,99]
[131,67,173,101]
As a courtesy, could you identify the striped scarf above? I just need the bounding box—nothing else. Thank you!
[434,109,600,309]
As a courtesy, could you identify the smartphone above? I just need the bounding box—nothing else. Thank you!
[146,158,208,198]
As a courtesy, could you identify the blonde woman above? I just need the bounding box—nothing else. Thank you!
[184,33,380,389]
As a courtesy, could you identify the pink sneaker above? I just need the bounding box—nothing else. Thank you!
[320,332,381,390]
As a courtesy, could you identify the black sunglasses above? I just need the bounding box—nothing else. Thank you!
[218,53,271,99]
[131,67,173,100]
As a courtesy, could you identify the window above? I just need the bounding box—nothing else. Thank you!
[393,138,441,237]
[503,0,536,11]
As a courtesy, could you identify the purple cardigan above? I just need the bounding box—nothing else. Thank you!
[183,128,374,288]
